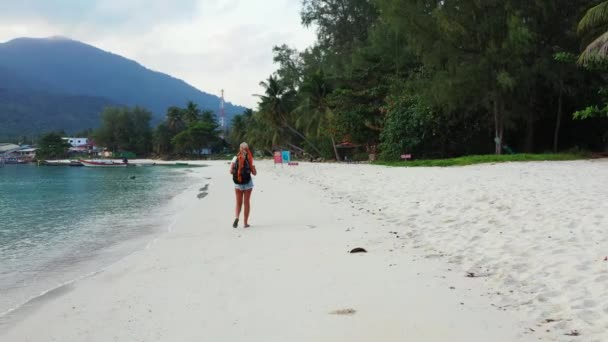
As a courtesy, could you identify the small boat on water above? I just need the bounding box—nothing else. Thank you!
[41,160,66,166]
[79,159,128,167]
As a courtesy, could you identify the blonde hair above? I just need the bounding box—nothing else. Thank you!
[240,142,249,150]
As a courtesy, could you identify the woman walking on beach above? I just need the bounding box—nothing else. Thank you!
[230,142,257,228]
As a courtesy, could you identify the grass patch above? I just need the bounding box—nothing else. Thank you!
[375,153,589,167]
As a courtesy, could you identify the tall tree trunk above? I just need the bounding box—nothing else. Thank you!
[498,120,504,155]
[553,83,564,153]
[283,122,322,156]
[525,113,534,153]
[524,84,537,153]
[494,97,502,155]
[500,100,506,155]
[331,135,340,161]
[287,143,306,153]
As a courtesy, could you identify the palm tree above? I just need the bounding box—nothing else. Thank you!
[166,106,185,134]
[229,115,246,146]
[183,101,200,125]
[199,110,217,125]
[578,1,608,64]
[242,108,254,120]
[255,75,322,155]
[293,69,340,160]
[246,112,279,154]
[153,122,172,155]
[255,75,295,127]
[295,70,330,135]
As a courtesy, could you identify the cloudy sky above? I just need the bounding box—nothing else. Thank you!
[0,0,316,108]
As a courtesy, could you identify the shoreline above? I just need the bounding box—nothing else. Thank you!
[0,164,208,321]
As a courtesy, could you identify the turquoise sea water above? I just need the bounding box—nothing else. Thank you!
[0,164,195,315]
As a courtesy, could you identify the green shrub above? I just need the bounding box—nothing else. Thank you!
[379,94,436,161]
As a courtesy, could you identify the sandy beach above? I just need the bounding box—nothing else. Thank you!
[2,159,607,341]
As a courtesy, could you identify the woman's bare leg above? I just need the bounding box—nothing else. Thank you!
[234,189,244,226]
[243,189,252,227]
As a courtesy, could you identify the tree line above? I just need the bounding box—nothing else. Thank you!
[94,102,225,157]
[34,101,225,160]
[230,0,608,160]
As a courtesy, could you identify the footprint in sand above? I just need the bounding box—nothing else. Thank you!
[565,278,580,285]
[594,274,608,282]
[582,299,597,308]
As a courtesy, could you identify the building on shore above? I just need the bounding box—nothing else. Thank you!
[64,138,102,157]
[0,143,21,155]
[12,148,37,160]
[62,137,89,147]
[0,144,37,163]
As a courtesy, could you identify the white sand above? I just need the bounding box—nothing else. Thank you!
[282,159,608,341]
[2,159,605,341]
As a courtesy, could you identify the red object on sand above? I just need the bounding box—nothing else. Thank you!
[273,151,282,164]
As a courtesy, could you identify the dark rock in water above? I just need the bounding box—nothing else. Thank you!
[199,184,209,191]
[129,176,136,179]
[197,192,208,199]
[349,247,367,254]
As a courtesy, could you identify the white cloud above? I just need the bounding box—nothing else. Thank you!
[0,0,316,108]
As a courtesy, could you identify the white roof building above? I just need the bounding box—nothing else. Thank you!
[63,137,89,147]
[0,143,20,155]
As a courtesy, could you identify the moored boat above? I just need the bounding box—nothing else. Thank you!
[79,159,128,167]
[41,160,66,166]
[40,160,84,166]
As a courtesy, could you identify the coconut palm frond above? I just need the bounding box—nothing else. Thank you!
[579,30,608,64]
[578,1,608,34]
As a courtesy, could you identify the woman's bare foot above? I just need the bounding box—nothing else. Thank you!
[244,224,250,228]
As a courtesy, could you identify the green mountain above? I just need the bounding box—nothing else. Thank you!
[0,37,246,136]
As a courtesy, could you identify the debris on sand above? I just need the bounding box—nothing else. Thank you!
[466,272,491,278]
[349,247,367,254]
[329,308,356,315]
[564,330,580,336]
